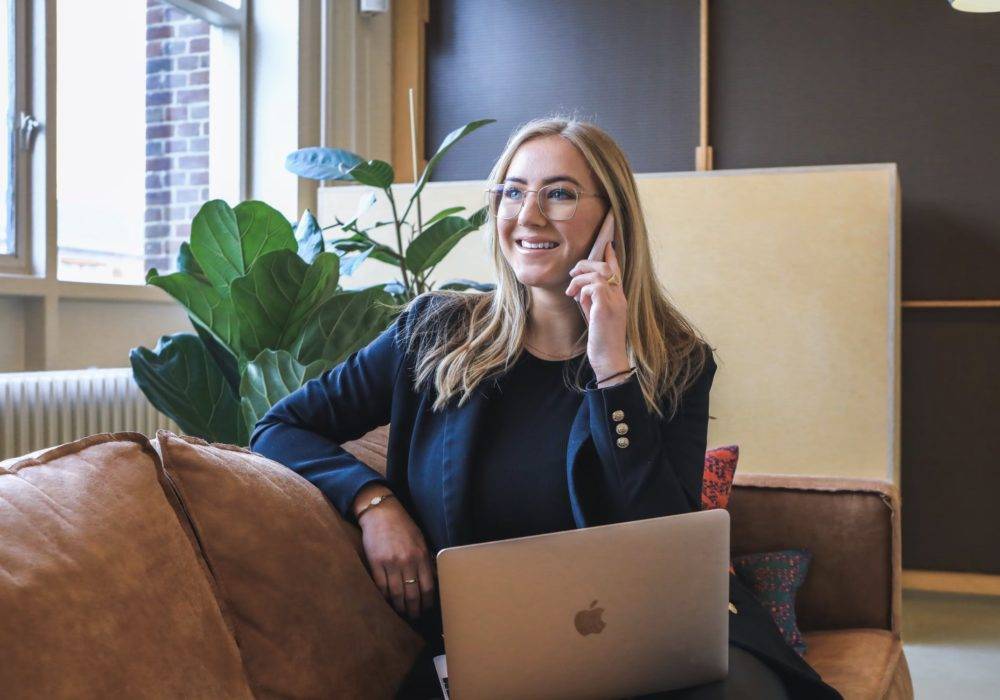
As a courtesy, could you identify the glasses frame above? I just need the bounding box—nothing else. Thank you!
[485,183,608,221]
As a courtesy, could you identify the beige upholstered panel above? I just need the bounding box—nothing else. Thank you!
[319,163,900,482]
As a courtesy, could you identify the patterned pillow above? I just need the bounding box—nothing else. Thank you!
[731,549,812,656]
[702,445,739,511]
[701,445,739,574]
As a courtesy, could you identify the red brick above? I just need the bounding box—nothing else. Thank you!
[177,56,199,70]
[145,207,163,223]
[146,157,171,172]
[165,139,188,154]
[177,188,201,204]
[147,41,163,58]
[176,122,200,137]
[164,172,187,186]
[165,106,188,120]
[189,171,209,186]
[190,105,208,119]
[147,25,172,40]
[146,124,172,139]
[189,37,209,53]
[177,88,209,104]
[188,70,209,86]
[145,224,170,239]
[168,205,188,220]
[190,137,209,152]
[179,155,209,169]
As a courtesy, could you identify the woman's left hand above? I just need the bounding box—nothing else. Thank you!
[565,238,630,378]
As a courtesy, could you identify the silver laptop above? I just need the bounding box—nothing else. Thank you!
[435,508,730,700]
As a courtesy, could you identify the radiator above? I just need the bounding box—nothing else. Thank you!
[0,368,181,461]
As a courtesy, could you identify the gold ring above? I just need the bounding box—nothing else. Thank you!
[607,272,621,286]
[403,578,418,585]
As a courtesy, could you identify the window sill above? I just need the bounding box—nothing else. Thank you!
[0,275,174,304]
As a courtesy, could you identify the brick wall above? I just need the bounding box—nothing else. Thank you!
[144,0,210,273]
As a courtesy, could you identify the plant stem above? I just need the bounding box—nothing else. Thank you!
[384,188,411,293]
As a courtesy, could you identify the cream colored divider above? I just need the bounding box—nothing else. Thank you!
[318,163,901,483]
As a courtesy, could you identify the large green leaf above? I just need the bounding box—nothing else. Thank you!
[401,119,495,221]
[191,316,241,396]
[404,215,479,275]
[347,159,395,189]
[329,232,402,267]
[285,147,363,181]
[189,199,297,292]
[239,349,333,433]
[130,333,247,445]
[293,286,397,366]
[146,268,240,354]
[230,250,341,360]
[423,206,466,228]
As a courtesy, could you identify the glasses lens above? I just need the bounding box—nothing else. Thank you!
[539,184,579,221]
[488,184,524,220]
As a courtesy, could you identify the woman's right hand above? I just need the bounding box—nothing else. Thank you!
[354,486,437,621]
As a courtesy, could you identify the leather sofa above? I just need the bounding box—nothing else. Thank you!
[0,427,912,699]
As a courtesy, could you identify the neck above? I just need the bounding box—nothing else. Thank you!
[524,286,587,357]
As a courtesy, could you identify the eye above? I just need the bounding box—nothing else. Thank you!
[503,186,524,200]
[547,187,575,200]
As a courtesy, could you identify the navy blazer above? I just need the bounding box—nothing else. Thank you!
[249,293,840,698]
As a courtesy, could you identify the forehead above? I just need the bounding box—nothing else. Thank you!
[505,135,597,189]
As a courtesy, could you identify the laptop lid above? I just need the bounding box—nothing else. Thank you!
[436,508,730,700]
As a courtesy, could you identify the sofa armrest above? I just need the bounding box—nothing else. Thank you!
[728,473,901,636]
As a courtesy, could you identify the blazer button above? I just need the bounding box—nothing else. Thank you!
[729,602,738,614]
[615,423,629,435]
[616,436,630,449]
[611,409,625,421]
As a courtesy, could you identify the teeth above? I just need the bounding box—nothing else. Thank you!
[519,241,558,249]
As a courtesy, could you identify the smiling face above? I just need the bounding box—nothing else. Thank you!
[497,135,608,294]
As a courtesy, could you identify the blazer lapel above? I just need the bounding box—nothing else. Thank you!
[441,384,493,547]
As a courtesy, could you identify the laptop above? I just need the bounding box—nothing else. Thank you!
[434,508,730,700]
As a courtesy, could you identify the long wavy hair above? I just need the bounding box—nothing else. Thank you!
[397,115,714,421]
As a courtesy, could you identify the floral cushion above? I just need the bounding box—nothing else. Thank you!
[701,445,739,574]
[732,549,812,656]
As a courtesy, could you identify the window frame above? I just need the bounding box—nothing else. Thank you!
[0,0,250,295]
[0,0,30,273]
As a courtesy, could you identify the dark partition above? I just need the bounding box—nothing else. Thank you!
[425,0,1000,574]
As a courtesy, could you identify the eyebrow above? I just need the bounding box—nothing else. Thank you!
[503,174,583,187]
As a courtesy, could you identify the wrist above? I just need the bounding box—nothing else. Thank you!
[353,484,394,521]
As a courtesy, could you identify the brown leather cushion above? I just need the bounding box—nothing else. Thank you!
[803,629,912,699]
[154,429,424,699]
[0,433,253,698]
[729,478,895,632]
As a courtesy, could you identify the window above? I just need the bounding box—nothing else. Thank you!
[55,0,244,285]
[2,0,15,257]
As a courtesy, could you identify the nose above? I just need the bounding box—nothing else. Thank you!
[516,191,547,227]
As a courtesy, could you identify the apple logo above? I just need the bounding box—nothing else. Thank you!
[574,599,606,636]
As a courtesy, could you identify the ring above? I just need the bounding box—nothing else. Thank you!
[606,272,621,286]
[403,578,418,585]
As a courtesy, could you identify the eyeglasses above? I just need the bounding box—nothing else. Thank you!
[484,183,607,221]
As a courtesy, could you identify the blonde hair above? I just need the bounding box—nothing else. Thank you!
[396,115,714,421]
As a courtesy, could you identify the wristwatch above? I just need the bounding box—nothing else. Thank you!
[355,492,395,522]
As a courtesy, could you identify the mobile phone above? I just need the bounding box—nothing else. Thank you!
[573,210,616,306]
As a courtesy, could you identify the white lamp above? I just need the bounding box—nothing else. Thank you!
[948,0,1000,11]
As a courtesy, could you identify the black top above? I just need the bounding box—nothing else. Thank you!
[467,349,586,544]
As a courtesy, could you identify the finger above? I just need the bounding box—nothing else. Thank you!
[418,558,436,611]
[371,562,389,601]
[402,566,422,619]
[386,567,406,616]
[566,271,610,299]
[569,260,611,277]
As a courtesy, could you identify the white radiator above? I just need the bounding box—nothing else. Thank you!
[0,368,180,461]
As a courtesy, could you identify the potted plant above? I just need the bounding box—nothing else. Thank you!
[130,118,496,445]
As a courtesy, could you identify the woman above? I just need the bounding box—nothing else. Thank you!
[250,117,842,699]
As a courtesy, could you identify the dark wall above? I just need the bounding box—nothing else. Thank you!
[425,0,700,178]
[426,0,1000,574]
